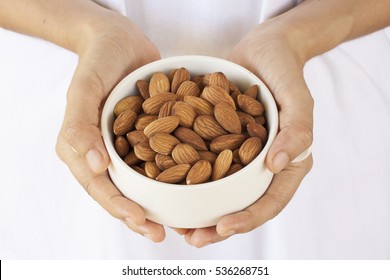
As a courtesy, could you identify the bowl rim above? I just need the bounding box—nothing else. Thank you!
[101,55,279,190]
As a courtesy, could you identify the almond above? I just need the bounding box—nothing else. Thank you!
[155,154,176,171]
[135,114,158,131]
[186,160,212,185]
[212,149,233,181]
[239,137,263,165]
[193,115,227,141]
[198,150,218,164]
[158,101,176,118]
[156,164,191,183]
[230,90,241,108]
[192,75,204,90]
[134,140,157,162]
[201,85,236,109]
[247,122,268,145]
[237,94,264,116]
[232,148,242,164]
[114,95,143,116]
[172,101,197,128]
[132,166,147,177]
[203,72,230,92]
[114,136,130,158]
[244,84,259,99]
[226,163,243,176]
[229,80,242,95]
[174,127,208,151]
[172,143,201,165]
[144,162,161,179]
[143,116,180,138]
[124,150,142,166]
[113,108,137,136]
[171,67,190,93]
[236,111,255,129]
[126,130,147,147]
[136,80,150,100]
[142,92,177,115]
[183,96,214,115]
[149,72,170,97]
[149,132,180,155]
[176,80,201,101]
[254,115,266,125]
[213,102,241,134]
[210,134,247,153]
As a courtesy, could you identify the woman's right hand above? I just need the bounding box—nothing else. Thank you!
[55,11,166,242]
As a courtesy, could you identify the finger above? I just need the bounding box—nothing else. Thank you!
[171,228,190,235]
[216,155,313,236]
[60,73,110,174]
[266,86,314,173]
[56,138,166,241]
[184,227,230,248]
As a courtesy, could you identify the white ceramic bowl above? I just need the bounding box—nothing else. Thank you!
[101,55,278,228]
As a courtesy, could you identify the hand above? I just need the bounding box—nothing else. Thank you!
[183,22,314,247]
[55,14,166,242]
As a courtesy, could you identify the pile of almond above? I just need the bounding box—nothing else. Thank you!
[112,68,267,185]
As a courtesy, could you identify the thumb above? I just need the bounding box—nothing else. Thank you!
[59,72,110,174]
[266,83,314,173]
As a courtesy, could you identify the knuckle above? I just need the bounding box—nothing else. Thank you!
[297,125,313,149]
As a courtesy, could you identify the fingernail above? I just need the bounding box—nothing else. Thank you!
[143,233,155,241]
[272,151,289,173]
[86,149,103,173]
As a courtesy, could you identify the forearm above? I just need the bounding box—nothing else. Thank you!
[268,0,390,63]
[0,0,126,53]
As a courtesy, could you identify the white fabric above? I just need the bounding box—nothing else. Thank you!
[1,0,390,259]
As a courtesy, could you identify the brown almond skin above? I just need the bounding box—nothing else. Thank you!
[237,94,264,117]
[203,72,230,92]
[243,84,259,99]
[132,166,147,177]
[214,102,242,134]
[210,134,247,153]
[226,163,244,176]
[149,72,170,97]
[171,67,191,93]
[176,80,201,101]
[134,140,157,162]
[186,160,212,185]
[144,162,161,179]
[174,127,208,151]
[126,130,147,147]
[172,143,201,165]
[212,149,233,181]
[114,95,143,116]
[135,115,158,131]
[124,150,142,166]
[156,164,191,183]
[239,137,263,165]
[136,80,150,100]
[201,85,236,109]
[254,115,266,125]
[143,116,180,138]
[155,154,176,171]
[113,108,137,136]
[114,136,130,158]
[183,96,214,115]
[172,101,197,128]
[193,115,228,141]
[198,151,218,164]
[247,122,268,146]
[142,92,177,115]
[158,101,176,118]
[149,132,180,155]
[236,111,255,129]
